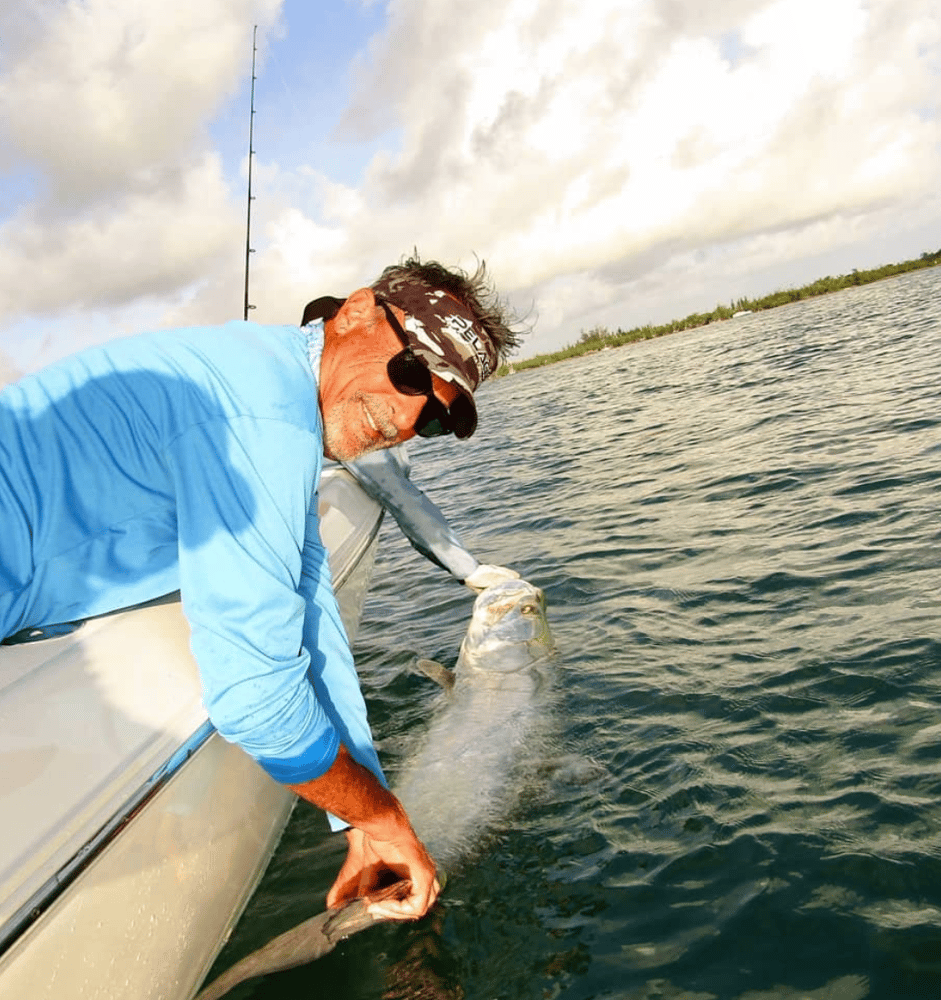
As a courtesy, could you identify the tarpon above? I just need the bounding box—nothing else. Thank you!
[396,578,555,869]
[195,579,554,1000]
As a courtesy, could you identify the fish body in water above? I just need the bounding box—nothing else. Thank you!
[195,579,554,999]
[396,578,555,868]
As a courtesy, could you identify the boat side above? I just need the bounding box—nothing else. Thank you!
[0,465,382,999]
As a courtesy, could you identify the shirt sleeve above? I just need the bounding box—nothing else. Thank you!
[295,497,389,832]
[342,446,479,582]
[164,414,376,786]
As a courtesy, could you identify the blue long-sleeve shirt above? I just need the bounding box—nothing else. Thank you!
[0,321,385,795]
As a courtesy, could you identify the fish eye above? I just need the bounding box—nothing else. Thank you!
[521,603,538,616]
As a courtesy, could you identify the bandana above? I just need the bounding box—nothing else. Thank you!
[370,273,497,398]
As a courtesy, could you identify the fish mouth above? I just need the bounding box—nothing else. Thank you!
[461,580,554,666]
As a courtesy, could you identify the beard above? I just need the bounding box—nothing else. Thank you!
[322,391,399,462]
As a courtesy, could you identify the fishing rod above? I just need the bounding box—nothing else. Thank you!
[243,25,258,321]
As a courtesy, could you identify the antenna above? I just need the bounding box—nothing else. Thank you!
[243,25,258,321]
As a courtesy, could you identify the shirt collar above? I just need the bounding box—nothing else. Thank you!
[303,320,325,383]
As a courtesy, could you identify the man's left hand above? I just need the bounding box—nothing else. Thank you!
[463,564,520,592]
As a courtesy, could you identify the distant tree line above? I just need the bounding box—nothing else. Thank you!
[496,248,941,376]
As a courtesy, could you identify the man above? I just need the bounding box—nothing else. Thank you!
[0,256,519,922]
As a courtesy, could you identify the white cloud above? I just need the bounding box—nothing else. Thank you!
[0,154,238,317]
[0,0,281,362]
[0,0,280,207]
[0,347,20,387]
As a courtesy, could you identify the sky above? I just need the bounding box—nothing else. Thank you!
[0,0,939,375]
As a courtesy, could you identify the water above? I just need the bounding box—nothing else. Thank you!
[210,266,941,999]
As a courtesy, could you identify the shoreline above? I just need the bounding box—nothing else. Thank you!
[496,250,941,376]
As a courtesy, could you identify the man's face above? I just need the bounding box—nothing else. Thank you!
[320,294,460,463]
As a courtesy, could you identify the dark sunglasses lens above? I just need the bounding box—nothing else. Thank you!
[415,400,451,438]
[449,394,477,439]
[387,346,455,438]
[387,349,432,396]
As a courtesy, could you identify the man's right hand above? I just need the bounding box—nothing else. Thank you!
[287,743,440,920]
[327,826,440,919]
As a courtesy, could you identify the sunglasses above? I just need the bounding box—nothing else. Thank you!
[378,300,475,439]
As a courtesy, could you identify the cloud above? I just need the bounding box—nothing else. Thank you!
[0,346,20,387]
[236,0,940,354]
[352,0,937,266]
[0,155,239,317]
[0,0,280,208]
[0,0,281,352]
[1,0,939,366]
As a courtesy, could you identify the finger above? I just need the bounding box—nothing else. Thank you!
[329,861,387,908]
[366,875,440,921]
[326,872,359,909]
[326,831,367,908]
[366,896,425,921]
[367,889,438,921]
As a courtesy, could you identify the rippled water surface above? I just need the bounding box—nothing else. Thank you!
[213,267,941,999]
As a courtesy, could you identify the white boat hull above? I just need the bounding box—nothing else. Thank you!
[0,720,293,1000]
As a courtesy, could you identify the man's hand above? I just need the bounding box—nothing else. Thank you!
[463,563,520,592]
[287,743,440,921]
[327,827,440,920]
